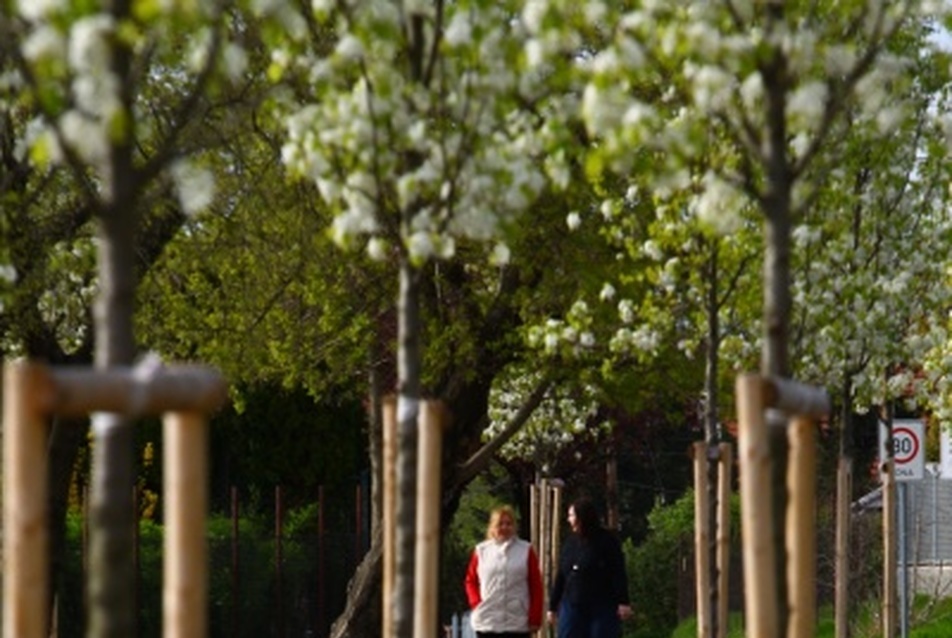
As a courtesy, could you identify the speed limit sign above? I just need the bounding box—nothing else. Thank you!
[879,419,925,481]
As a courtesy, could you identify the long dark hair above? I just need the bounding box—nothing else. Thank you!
[571,498,602,538]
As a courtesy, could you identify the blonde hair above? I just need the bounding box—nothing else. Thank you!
[486,505,517,540]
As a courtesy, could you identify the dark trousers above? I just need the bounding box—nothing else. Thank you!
[476,633,530,638]
[556,601,620,638]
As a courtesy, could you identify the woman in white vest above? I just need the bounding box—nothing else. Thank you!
[464,505,544,638]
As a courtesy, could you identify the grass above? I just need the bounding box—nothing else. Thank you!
[667,597,952,637]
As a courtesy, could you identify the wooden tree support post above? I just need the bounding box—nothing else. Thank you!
[883,459,897,638]
[735,375,778,638]
[735,373,829,638]
[787,417,817,638]
[549,482,562,593]
[834,458,851,638]
[2,360,226,638]
[3,364,50,638]
[693,442,712,638]
[382,397,398,638]
[529,477,562,638]
[164,411,209,638]
[535,478,549,622]
[413,401,447,638]
[716,443,732,638]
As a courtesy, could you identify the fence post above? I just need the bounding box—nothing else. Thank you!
[318,484,325,637]
[275,486,284,638]
[232,486,241,638]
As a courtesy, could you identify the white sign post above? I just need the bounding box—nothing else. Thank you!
[879,419,925,482]
[878,418,924,638]
[940,429,952,479]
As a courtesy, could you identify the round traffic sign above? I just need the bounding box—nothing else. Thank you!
[892,426,920,464]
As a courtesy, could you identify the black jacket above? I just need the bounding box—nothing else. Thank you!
[549,528,630,612]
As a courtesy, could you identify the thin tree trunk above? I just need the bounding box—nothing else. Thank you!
[835,380,853,638]
[393,261,422,638]
[704,244,721,638]
[762,19,794,623]
[763,211,792,636]
[368,341,386,540]
[87,206,139,638]
[87,4,141,624]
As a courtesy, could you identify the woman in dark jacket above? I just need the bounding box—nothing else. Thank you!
[546,498,632,638]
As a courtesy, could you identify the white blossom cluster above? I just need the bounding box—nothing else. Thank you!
[791,141,952,417]
[278,0,553,264]
[485,365,608,463]
[519,0,952,427]
[13,0,230,215]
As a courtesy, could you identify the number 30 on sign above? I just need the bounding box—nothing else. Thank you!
[878,419,925,482]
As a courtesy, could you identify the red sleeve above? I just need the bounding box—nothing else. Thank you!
[527,546,544,627]
[464,550,482,609]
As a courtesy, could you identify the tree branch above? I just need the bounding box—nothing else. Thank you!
[455,371,553,487]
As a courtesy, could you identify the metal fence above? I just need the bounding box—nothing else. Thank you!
[53,482,370,638]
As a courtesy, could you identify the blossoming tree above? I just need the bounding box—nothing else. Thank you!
[7,0,247,635]
[270,1,570,634]
[524,0,951,634]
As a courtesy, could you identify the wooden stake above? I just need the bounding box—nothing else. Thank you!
[529,482,542,638]
[834,459,851,638]
[550,485,561,613]
[3,362,51,638]
[537,478,549,626]
[693,442,712,638]
[163,411,208,638]
[786,417,816,638]
[2,360,226,638]
[530,483,540,554]
[883,460,896,638]
[551,485,561,563]
[382,397,397,638]
[716,443,733,638]
[413,401,445,638]
[735,374,778,638]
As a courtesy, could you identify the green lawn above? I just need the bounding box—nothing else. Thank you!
[668,598,952,638]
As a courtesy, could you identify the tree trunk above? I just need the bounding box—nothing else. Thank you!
[835,380,853,638]
[87,10,141,627]
[330,528,384,638]
[392,261,422,638]
[330,369,527,638]
[762,18,794,626]
[87,205,140,638]
[704,242,722,638]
